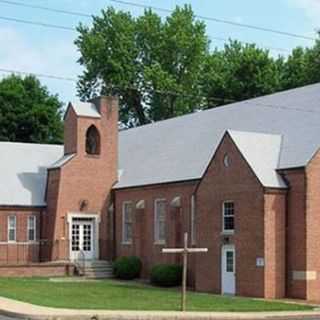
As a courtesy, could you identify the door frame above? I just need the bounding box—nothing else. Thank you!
[221,244,236,295]
[67,212,100,261]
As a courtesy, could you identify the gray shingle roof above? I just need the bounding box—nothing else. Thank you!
[116,83,320,188]
[0,142,63,206]
[228,130,286,188]
[1,83,320,205]
[68,101,101,118]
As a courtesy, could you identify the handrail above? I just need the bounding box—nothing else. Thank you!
[78,250,86,276]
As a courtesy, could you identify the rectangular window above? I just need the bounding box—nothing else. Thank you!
[191,195,196,245]
[223,201,234,232]
[226,251,234,272]
[154,199,166,243]
[122,202,133,244]
[28,216,36,241]
[8,216,16,242]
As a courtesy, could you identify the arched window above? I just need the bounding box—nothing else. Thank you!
[86,125,101,155]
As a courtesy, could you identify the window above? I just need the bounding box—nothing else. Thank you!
[223,201,234,232]
[28,216,36,241]
[223,154,230,167]
[8,216,16,242]
[122,202,133,244]
[226,250,234,272]
[85,125,100,155]
[191,195,196,245]
[154,199,166,243]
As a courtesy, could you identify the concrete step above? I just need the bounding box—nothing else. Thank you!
[85,271,114,279]
[79,260,114,279]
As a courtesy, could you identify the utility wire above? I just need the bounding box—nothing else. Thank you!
[0,15,76,31]
[209,36,289,53]
[1,67,320,115]
[0,2,291,52]
[0,0,92,18]
[111,0,317,42]
[0,16,290,53]
[0,68,77,81]
[0,67,232,103]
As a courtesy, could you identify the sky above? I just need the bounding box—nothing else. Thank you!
[0,0,319,106]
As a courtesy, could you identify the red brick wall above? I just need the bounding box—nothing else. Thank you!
[264,191,286,299]
[0,262,74,277]
[64,106,78,155]
[0,207,41,264]
[282,169,307,299]
[195,133,267,297]
[114,181,198,284]
[45,97,118,261]
[305,149,320,301]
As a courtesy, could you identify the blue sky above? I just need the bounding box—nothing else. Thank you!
[0,0,318,105]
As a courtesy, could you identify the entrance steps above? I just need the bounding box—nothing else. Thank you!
[77,260,114,279]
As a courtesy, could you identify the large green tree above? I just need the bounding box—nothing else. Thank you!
[201,41,283,108]
[75,5,209,127]
[0,75,63,144]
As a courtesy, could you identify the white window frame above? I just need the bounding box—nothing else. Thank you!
[27,215,36,242]
[154,199,166,244]
[191,195,196,245]
[122,201,133,244]
[222,201,235,234]
[8,216,16,242]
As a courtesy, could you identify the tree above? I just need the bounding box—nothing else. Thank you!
[75,5,209,127]
[201,41,283,108]
[0,75,63,144]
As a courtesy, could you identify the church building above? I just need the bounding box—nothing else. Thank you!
[1,83,320,301]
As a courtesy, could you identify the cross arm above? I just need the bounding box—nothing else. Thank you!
[187,248,208,253]
[162,248,184,253]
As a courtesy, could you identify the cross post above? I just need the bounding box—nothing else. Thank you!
[162,232,208,312]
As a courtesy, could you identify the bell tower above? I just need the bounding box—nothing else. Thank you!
[44,96,118,262]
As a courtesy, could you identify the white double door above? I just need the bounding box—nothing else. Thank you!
[221,245,236,295]
[71,219,95,261]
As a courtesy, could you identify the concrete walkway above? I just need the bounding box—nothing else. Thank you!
[1,297,320,320]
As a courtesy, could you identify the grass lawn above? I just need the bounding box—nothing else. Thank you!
[0,278,314,312]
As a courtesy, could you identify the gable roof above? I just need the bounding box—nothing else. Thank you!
[67,101,101,118]
[228,130,286,188]
[0,142,63,206]
[1,82,320,205]
[116,83,320,189]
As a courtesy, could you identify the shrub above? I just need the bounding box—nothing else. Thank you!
[150,264,183,287]
[113,256,142,280]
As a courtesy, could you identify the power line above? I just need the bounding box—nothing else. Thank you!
[209,36,289,53]
[0,0,92,18]
[1,67,320,114]
[0,67,232,103]
[0,3,291,53]
[0,15,76,31]
[0,68,77,81]
[111,0,317,42]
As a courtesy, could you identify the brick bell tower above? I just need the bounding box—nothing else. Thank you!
[43,96,118,262]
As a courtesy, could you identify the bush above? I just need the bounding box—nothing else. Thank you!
[113,256,142,280]
[150,264,183,287]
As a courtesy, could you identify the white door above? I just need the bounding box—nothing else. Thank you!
[221,245,236,295]
[71,220,95,261]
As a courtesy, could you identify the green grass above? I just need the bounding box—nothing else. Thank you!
[0,278,313,312]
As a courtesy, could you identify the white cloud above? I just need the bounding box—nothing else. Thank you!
[0,26,82,103]
[287,0,320,25]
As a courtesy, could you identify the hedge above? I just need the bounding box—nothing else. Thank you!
[150,264,183,287]
[113,256,142,280]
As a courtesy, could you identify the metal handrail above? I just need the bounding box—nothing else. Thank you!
[78,250,86,276]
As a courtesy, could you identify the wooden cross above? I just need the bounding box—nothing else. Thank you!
[162,232,208,312]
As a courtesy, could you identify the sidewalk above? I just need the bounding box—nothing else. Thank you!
[1,297,320,320]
